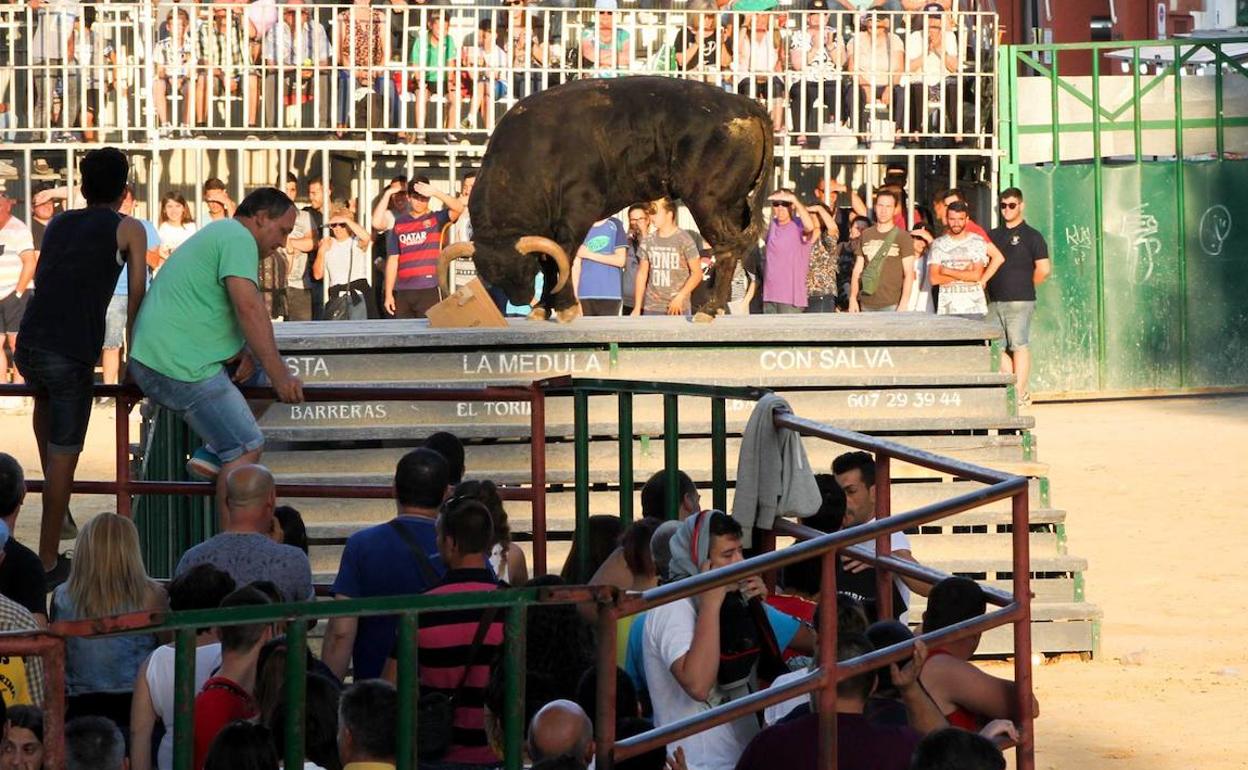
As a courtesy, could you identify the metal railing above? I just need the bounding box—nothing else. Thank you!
[35,580,607,770]
[591,402,1035,770]
[999,37,1248,395]
[6,375,1034,770]
[0,4,997,147]
[2,378,553,575]
[553,379,766,581]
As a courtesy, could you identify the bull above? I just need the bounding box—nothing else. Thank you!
[438,76,774,322]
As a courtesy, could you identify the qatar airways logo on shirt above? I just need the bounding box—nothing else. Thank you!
[398,230,430,248]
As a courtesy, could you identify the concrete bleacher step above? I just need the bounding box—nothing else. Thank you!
[250,316,1099,656]
[263,434,1046,487]
[941,603,1103,657]
[275,315,1013,355]
[287,476,1054,527]
[282,345,1008,387]
[257,389,1032,443]
[303,532,1072,576]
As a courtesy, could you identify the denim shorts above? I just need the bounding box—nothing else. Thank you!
[130,358,265,463]
[988,301,1035,352]
[14,345,95,454]
[102,294,127,349]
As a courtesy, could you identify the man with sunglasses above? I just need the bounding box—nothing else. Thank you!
[987,188,1050,407]
[761,190,816,314]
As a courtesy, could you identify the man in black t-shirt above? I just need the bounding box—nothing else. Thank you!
[987,187,1052,406]
[0,454,47,625]
[14,148,149,589]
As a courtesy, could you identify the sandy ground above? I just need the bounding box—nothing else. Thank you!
[4,395,1247,768]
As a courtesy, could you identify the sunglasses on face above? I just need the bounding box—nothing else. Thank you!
[999,201,1019,210]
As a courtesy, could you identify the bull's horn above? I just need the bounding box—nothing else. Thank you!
[438,241,476,295]
[515,236,571,295]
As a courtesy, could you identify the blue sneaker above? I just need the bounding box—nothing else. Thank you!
[186,447,223,481]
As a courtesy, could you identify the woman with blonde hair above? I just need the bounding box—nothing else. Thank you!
[52,513,168,738]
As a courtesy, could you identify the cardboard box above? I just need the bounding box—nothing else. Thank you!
[426,278,509,329]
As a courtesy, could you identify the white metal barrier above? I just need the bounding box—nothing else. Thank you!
[0,4,997,147]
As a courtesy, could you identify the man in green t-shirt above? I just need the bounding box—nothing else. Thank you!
[130,187,304,518]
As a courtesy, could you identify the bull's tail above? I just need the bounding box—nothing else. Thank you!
[743,117,774,244]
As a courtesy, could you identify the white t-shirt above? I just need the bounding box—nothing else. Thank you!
[905,29,960,88]
[0,217,35,297]
[323,237,370,287]
[762,668,811,725]
[146,641,223,770]
[929,234,988,315]
[31,0,82,62]
[907,251,936,313]
[642,598,759,770]
[286,209,314,290]
[157,222,197,254]
[861,529,913,622]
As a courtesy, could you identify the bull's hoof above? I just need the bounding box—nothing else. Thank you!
[527,307,551,322]
[692,311,716,324]
[554,305,581,324]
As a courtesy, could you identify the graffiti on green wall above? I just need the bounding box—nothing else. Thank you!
[1020,160,1248,394]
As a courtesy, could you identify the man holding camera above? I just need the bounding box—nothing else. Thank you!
[642,511,780,770]
[761,189,816,315]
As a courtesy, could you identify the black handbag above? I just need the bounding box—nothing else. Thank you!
[323,239,369,320]
[386,520,499,761]
[324,284,368,320]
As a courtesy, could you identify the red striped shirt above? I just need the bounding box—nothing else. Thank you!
[386,210,451,291]
[409,568,503,765]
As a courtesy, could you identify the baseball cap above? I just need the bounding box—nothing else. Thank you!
[923,2,944,10]
[0,180,21,201]
[594,0,617,10]
[807,0,830,10]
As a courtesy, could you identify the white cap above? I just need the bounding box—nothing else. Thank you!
[595,0,619,10]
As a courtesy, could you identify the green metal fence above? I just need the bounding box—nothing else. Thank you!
[558,380,766,582]
[1000,38,1248,395]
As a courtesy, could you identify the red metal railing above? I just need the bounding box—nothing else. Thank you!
[591,407,1035,770]
[0,633,67,770]
[5,379,555,575]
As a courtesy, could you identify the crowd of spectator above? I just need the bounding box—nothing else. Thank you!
[0,153,1050,364]
[0,1,995,145]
